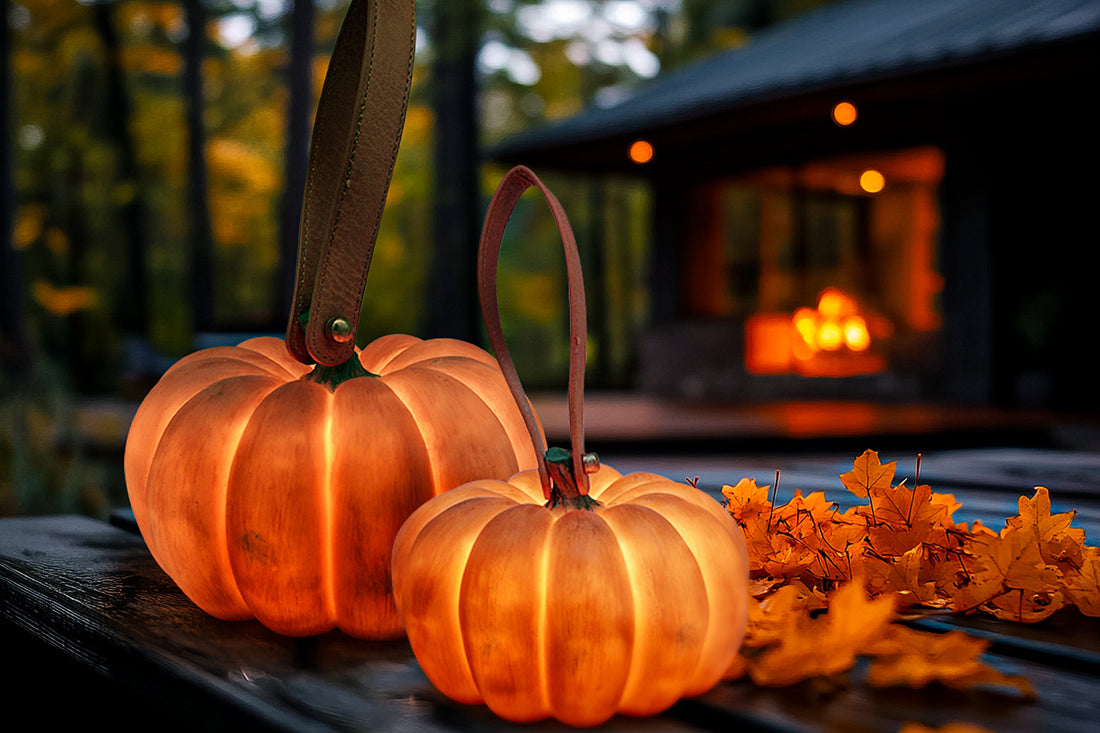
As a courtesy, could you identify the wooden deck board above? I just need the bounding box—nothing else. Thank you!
[3,447,1098,732]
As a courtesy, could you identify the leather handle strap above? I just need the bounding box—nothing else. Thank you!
[286,0,416,366]
[477,166,589,498]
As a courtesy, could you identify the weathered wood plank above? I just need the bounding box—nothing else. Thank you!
[3,461,1099,733]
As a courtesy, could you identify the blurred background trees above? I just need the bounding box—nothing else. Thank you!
[1,0,834,516]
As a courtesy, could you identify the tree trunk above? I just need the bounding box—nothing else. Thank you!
[278,0,314,324]
[183,0,214,335]
[0,0,29,374]
[423,0,483,343]
[93,1,149,339]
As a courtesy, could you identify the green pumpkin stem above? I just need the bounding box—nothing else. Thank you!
[305,357,377,390]
[545,447,600,511]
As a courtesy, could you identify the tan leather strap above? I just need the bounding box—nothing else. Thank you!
[477,166,590,498]
[286,0,416,366]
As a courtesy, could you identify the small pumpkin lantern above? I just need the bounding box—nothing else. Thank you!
[391,166,750,726]
[124,0,536,640]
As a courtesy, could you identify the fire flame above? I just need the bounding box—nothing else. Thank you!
[792,288,871,360]
[744,287,885,377]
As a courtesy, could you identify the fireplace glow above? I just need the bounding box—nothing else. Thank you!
[746,288,886,377]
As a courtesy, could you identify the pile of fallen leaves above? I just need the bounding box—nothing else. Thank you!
[719,449,1098,693]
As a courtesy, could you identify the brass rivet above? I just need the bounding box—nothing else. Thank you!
[326,317,354,343]
[582,453,600,474]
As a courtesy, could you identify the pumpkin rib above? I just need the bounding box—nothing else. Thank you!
[165,347,298,381]
[598,503,710,717]
[381,366,521,496]
[379,337,498,373]
[328,377,434,639]
[358,333,421,373]
[542,508,634,726]
[461,503,556,722]
[144,374,283,620]
[125,358,289,535]
[413,356,540,472]
[225,380,337,636]
[321,389,338,628]
[621,492,749,696]
[403,492,522,703]
[236,336,314,378]
[391,483,522,615]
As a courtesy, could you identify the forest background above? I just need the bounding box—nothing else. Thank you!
[1,0,838,517]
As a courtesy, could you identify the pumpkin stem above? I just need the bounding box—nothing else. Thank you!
[305,357,377,390]
[545,448,601,510]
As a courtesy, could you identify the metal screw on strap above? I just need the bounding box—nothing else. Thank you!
[582,453,600,474]
[326,317,354,343]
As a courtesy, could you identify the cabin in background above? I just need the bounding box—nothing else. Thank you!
[490,0,1100,413]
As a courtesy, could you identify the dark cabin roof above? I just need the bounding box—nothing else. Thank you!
[488,0,1100,174]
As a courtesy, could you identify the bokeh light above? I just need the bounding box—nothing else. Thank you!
[629,139,654,164]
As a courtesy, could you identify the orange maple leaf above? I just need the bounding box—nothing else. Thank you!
[1006,486,1086,572]
[722,448,1095,694]
[1062,547,1100,617]
[743,577,896,686]
[952,524,1065,622]
[864,625,1034,697]
[722,477,772,525]
[840,449,897,500]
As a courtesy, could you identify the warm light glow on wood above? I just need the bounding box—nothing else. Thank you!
[832,101,857,126]
[860,168,886,193]
[123,335,537,640]
[629,139,654,164]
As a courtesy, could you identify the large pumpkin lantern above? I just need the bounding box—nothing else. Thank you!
[124,0,536,640]
[391,166,750,726]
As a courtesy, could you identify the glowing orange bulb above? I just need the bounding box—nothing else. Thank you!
[860,169,885,193]
[832,101,857,126]
[629,140,654,164]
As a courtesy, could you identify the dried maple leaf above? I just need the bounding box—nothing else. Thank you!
[721,448,1095,694]
[722,477,772,523]
[864,625,1034,697]
[743,577,896,686]
[863,545,939,605]
[950,519,1065,622]
[1063,546,1100,617]
[1006,486,1086,573]
[841,449,897,501]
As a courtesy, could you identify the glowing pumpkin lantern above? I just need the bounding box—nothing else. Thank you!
[391,166,750,726]
[124,0,536,640]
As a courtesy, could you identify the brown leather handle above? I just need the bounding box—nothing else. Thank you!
[477,166,589,498]
[286,0,416,366]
